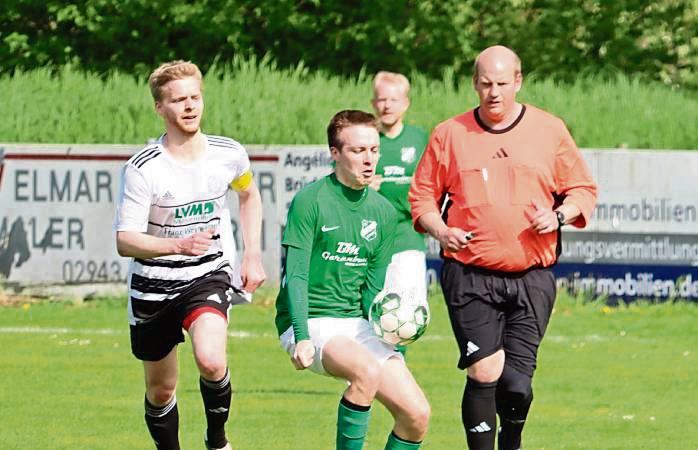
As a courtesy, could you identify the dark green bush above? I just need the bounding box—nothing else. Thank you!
[1,0,696,87]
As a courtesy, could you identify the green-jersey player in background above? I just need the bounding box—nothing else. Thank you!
[370,72,429,348]
[275,110,430,450]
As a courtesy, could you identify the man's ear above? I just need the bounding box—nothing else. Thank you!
[515,72,523,93]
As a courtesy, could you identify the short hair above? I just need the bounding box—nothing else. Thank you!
[373,71,410,96]
[148,60,203,101]
[327,110,379,151]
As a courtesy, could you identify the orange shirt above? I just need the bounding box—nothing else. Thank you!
[409,104,597,272]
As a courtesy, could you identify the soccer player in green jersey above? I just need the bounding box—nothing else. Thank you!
[275,110,430,450]
[371,72,429,331]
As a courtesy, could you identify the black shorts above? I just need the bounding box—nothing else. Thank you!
[129,271,242,362]
[440,259,556,377]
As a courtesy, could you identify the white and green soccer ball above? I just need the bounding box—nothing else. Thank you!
[369,289,430,346]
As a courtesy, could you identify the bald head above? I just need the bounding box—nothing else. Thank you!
[473,45,522,79]
[472,45,524,127]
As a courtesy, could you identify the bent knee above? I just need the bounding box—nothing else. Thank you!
[195,353,227,380]
[468,352,504,383]
[147,384,176,406]
[410,401,431,432]
[498,365,533,401]
[468,364,503,383]
[501,381,532,402]
[395,399,430,437]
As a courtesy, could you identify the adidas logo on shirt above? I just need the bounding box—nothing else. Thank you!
[468,421,492,433]
[492,147,509,159]
[466,341,480,356]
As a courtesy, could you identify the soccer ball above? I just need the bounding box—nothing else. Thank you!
[369,289,430,346]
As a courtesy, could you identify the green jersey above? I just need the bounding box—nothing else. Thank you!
[275,173,398,339]
[376,123,428,253]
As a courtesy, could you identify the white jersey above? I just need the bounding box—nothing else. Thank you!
[115,134,250,324]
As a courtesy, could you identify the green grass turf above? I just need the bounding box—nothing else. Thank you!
[0,291,696,449]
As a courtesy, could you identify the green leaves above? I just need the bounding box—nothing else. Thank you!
[0,0,696,87]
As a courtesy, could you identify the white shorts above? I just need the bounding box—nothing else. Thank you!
[384,250,427,305]
[279,317,403,376]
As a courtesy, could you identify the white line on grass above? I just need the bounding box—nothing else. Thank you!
[546,334,657,344]
[0,326,125,335]
[0,326,258,338]
[0,326,455,341]
[1,328,647,344]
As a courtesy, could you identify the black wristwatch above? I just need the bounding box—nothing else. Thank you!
[556,210,566,229]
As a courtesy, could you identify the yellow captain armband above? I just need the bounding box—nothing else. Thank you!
[230,170,253,192]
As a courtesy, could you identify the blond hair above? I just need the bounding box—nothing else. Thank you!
[372,71,410,96]
[148,60,202,101]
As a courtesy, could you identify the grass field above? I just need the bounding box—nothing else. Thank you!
[2,60,698,149]
[1,291,697,450]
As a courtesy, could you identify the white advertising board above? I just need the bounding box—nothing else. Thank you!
[2,144,697,300]
[0,144,282,286]
[555,150,698,300]
[0,145,133,285]
[276,146,333,225]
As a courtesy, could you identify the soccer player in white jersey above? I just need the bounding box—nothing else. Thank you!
[115,60,266,450]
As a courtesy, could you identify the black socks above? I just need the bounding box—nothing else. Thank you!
[200,369,232,449]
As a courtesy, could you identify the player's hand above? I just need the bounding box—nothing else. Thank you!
[292,340,315,370]
[437,227,473,252]
[530,199,558,234]
[241,252,266,292]
[176,229,215,256]
[369,175,383,191]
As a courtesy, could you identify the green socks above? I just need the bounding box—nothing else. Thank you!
[384,431,422,450]
[336,397,371,450]
[336,397,423,450]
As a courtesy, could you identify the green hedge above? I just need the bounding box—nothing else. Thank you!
[1,0,696,88]
[2,62,697,149]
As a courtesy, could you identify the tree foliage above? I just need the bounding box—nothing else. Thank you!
[1,0,696,87]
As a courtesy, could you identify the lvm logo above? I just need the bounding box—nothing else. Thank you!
[175,201,214,219]
[336,241,360,256]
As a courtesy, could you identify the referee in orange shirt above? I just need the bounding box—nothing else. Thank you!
[409,45,597,450]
